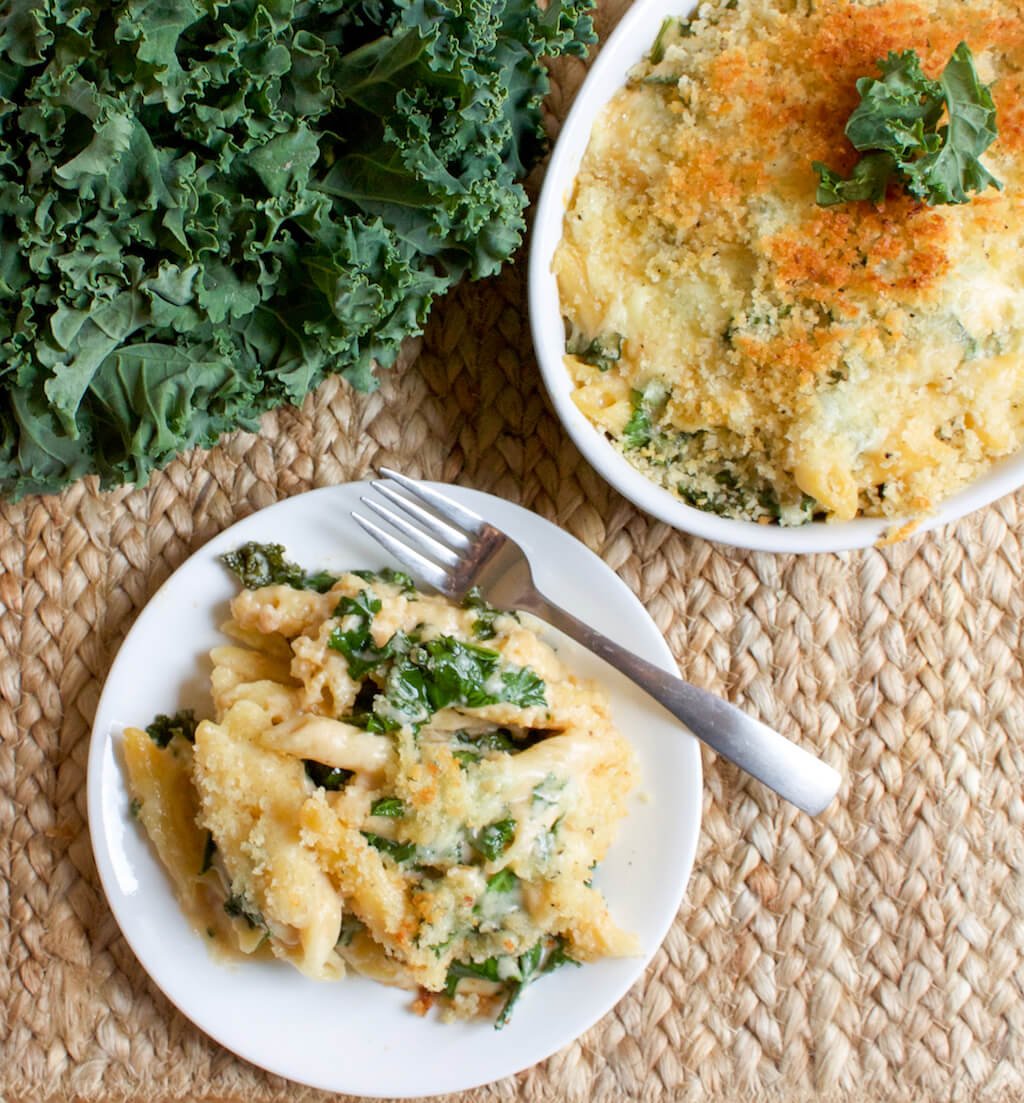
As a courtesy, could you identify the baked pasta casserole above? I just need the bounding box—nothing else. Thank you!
[554,0,1024,525]
[123,545,638,1026]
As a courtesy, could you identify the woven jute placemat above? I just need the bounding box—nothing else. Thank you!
[3,3,1024,1100]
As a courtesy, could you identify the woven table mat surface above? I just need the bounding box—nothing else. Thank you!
[3,3,1024,1100]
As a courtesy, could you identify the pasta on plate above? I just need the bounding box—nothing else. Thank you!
[123,546,638,1026]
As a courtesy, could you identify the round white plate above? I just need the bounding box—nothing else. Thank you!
[87,482,702,1099]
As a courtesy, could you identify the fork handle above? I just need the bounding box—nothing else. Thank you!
[520,594,841,816]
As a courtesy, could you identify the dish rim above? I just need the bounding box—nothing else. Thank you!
[527,0,1024,554]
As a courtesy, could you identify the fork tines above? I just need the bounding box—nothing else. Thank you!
[351,468,483,594]
[375,468,484,535]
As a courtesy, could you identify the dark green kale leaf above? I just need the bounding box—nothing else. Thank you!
[379,661,434,727]
[328,590,412,679]
[900,43,1002,203]
[423,638,510,710]
[370,796,406,818]
[621,380,669,451]
[455,726,535,754]
[462,586,501,640]
[814,151,897,206]
[145,709,198,748]
[541,935,582,975]
[304,570,342,595]
[352,568,417,594]
[494,935,581,1027]
[622,392,654,451]
[222,543,337,592]
[328,589,384,676]
[335,590,383,621]
[484,868,520,894]
[374,635,547,729]
[344,710,401,734]
[494,940,544,1028]
[814,43,1001,207]
[497,666,547,708]
[844,48,946,156]
[444,956,502,996]
[467,729,520,753]
[304,760,354,791]
[444,935,581,1028]
[429,638,545,710]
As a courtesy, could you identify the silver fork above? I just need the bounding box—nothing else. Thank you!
[354,468,841,816]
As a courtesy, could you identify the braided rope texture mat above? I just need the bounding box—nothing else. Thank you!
[3,3,1024,1100]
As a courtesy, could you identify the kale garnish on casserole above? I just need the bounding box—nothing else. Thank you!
[554,0,1024,526]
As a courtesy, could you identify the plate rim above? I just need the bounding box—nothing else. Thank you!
[86,480,703,1098]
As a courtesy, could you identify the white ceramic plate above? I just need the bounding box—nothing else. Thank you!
[528,0,1024,554]
[87,482,702,1099]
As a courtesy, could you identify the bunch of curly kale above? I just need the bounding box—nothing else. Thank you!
[0,0,594,496]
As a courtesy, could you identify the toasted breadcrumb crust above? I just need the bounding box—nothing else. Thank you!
[555,0,1024,524]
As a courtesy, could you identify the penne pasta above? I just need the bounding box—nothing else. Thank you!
[124,560,639,1024]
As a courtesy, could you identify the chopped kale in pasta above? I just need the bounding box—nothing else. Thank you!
[122,551,638,1026]
[566,330,624,372]
[222,543,337,592]
[352,568,418,595]
[145,709,198,747]
[304,760,354,791]
[461,586,504,640]
[369,797,406,818]
[615,384,821,525]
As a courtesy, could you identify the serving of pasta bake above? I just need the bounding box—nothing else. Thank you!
[122,543,638,1027]
[554,0,1024,526]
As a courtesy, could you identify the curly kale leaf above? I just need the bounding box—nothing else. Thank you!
[899,43,1002,204]
[844,49,946,157]
[0,0,596,498]
[814,42,1001,207]
[813,151,897,206]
